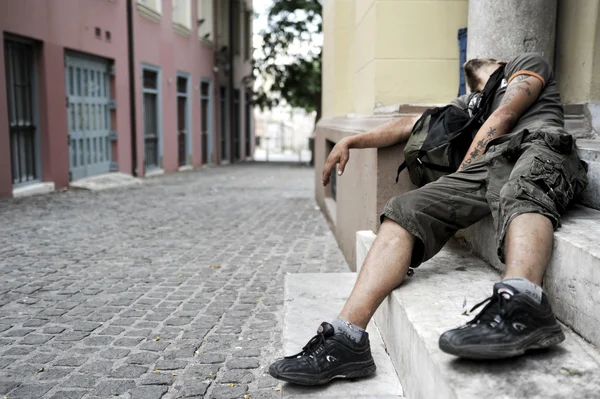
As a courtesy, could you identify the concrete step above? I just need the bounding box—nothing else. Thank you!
[577,139,600,210]
[282,273,404,398]
[456,205,600,348]
[69,172,143,191]
[356,232,600,399]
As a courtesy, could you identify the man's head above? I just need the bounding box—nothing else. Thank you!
[463,58,506,93]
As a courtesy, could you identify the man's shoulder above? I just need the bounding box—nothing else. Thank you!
[506,52,547,66]
[505,52,553,85]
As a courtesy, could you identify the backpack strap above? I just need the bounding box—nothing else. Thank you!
[395,161,407,183]
[410,108,438,134]
[456,65,506,135]
[395,159,454,183]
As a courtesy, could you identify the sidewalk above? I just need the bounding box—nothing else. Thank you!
[0,164,348,399]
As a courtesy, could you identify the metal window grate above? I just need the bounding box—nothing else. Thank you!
[143,69,158,90]
[220,86,228,161]
[201,81,211,164]
[176,75,188,167]
[233,89,240,160]
[177,95,187,167]
[201,80,210,97]
[143,92,159,169]
[4,38,38,185]
[245,89,252,157]
[176,76,187,94]
[142,68,160,170]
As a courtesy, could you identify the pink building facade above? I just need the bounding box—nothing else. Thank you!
[0,0,254,198]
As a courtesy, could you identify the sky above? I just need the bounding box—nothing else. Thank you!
[252,0,322,61]
[251,0,322,99]
[253,0,272,44]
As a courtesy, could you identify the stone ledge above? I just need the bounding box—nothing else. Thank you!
[145,168,165,177]
[372,103,599,139]
[12,182,55,198]
[356,234,600,399]
[69,173,142,191]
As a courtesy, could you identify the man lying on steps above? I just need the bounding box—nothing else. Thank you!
[268,52,588,386]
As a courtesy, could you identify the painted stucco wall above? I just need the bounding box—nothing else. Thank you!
[134,0,217,174]
[1,0,254,197]
[0,0,130,196]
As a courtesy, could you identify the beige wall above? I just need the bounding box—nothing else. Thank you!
[556,0,600,104]
[323,0,468,117]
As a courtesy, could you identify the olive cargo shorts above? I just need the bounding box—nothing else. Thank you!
[381,130,588,267]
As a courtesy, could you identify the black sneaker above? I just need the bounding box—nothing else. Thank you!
[269,322,376,385]
[439,282,565,359]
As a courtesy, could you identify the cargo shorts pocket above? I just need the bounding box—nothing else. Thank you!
[542,131,574,154]
[522,156,578,214]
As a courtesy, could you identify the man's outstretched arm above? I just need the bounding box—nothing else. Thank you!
[322,116,418,186]
[458,74,544,171]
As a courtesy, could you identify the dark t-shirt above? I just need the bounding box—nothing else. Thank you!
[451,53,564,134]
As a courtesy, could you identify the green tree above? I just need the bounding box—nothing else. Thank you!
[254,0,323,121]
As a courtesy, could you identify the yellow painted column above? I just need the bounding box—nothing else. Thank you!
[322,0,355,118]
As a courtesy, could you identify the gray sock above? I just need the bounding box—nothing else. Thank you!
[502,278,543,304]
[331,318,366,343]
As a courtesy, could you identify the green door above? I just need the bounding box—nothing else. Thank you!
[65,53,112,181]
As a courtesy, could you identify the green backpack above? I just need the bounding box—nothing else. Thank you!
[396,65,505,186]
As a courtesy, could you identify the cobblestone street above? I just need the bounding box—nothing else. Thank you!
[0,164,348,399]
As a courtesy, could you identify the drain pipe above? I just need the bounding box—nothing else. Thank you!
[126,0,139,176]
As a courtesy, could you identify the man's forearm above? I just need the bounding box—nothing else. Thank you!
[346,116,418,149]
[458,112,514,171]
[458,73,543,171]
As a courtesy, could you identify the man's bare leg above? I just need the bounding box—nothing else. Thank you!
[503,213,553,285]
[269,218,413,384]
[338,218,415,329]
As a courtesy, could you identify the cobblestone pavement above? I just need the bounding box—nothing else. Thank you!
[0,164,348,399]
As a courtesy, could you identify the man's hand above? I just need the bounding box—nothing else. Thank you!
[320,116,418,186]
[322,138,350,186]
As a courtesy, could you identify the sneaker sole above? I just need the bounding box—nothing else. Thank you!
[269,360,377,386]
[439,325,565,360]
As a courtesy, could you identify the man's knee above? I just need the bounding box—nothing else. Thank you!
[380,217,413,240]
[498,177,559,227]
